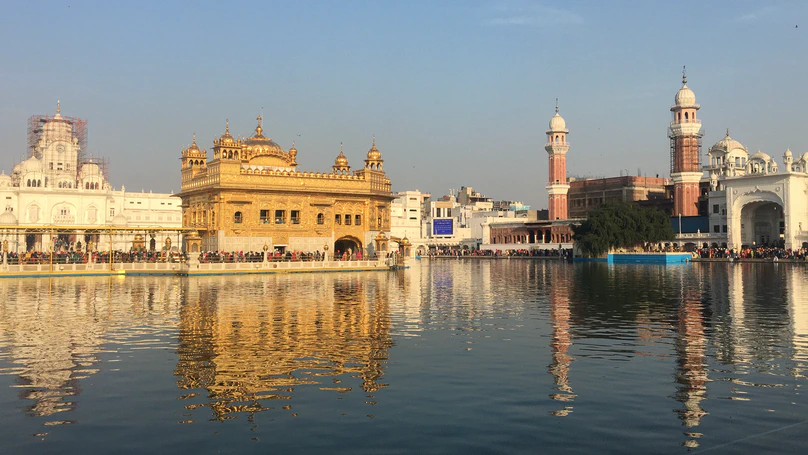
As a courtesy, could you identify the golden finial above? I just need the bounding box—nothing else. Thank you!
[225,119,230,134]
[291,140,295,148]
[56,100,61,114]
[555,98,559,114]
[192,132,196,145]
[372,134,376,146]
[255,115,263,136]
[726,128,729,137]
[682,65,687,84]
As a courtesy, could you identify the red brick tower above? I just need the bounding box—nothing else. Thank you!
[545,100,570,220]
[669,68,704,216]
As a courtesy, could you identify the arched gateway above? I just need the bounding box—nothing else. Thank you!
[730,190,785,249]
[334,236,362,258]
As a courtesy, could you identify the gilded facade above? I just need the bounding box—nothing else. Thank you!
[178,117,394,256]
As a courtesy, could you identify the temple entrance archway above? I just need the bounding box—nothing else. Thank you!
[335,236,362,259]
[740,201,784,247]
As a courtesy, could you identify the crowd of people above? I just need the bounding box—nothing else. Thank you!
[197,249,375,263]
[1,248,383,265]
[2,250,187,265]
[426,248,573,258]
[694,246,808,261]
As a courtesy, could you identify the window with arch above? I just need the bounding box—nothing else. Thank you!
[345,214,352,225]
[317,213,324,225]
[335,214,342,225]
[355,215,361,226]
[234,211,243,224]
[684,112,689,120]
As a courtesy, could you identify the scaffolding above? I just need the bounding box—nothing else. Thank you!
[668,127,703,175]
[26,113,91,184]
[80,154,110,187]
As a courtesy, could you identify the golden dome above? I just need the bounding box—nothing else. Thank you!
[243,115,285,154]
[187,132,201,153]
[335,148,349,167]
[218,119,236,146]
[367,136,382,161]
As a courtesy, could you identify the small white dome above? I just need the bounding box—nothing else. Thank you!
[750,150,771,162]
[784,149,793,158]
[19,156,42,174]
[110,213,128,226]
[549,112,567,131]
[709,133,747,156]
[0,209,18,225]
[675,84,697,107]
[79,162,101,178]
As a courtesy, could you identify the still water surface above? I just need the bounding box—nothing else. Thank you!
[0,261,807,454]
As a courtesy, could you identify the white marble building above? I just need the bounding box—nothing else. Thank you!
[0,103,182,252]
[705,137,808,249]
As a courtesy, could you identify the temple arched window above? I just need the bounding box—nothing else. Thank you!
[234,211,243,224]
[317,213,324,225]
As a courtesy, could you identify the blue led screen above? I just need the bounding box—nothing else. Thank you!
[433,219,454,236]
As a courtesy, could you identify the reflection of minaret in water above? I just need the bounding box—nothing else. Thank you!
[673,281,709,448]
[548,270,575,416]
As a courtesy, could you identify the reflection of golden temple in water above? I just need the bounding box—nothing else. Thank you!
[0,277,182,423]
[548,264,575,417]
[173,273,392,421]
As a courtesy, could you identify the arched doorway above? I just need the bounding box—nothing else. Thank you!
[335,236,362,259]
[740,201,784,247]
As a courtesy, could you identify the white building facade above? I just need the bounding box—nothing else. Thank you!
[0,103,182,253]
[676,81,808,250]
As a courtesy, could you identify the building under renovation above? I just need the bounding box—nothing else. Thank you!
[0,102,183,253]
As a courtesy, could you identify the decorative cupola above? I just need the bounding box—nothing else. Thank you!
[213,119,242,161]
[333,143,350,174]
[182,133,207,169]
[364,135,383,171]
[784,148,794,172]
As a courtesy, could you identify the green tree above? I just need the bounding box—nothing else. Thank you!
[572,203,675,257]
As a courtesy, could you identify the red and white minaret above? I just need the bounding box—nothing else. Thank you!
[669,68,704,216]
[546,100,570,220]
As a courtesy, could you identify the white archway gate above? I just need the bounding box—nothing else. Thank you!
[729,189,785,249]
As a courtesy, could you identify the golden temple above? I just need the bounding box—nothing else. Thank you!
[178,116,395,256]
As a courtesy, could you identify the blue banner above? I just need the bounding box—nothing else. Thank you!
[433,219,453,236]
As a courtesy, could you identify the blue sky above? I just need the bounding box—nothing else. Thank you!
[1,1,807,208]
